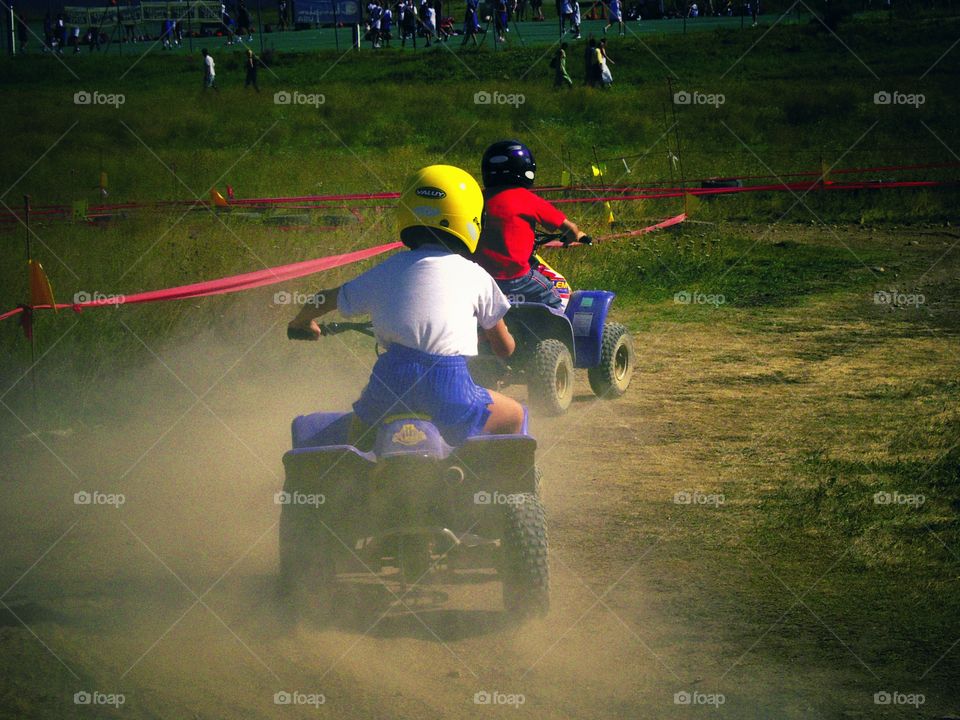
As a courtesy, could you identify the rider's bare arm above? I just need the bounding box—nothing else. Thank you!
[543,217,587,244]
[483,319,516,359]
[288,287,340,340]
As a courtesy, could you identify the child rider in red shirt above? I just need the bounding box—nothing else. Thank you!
[473,140,590,309]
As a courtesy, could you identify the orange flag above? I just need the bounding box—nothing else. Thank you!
[28,260,57,311]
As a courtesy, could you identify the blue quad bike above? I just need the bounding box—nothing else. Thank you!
[283,322,549,620]
[469,234,636,416]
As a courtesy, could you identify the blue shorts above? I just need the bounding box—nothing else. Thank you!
[497,268,564,309]
[353,344,493,446]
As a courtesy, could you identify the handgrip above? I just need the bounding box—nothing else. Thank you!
[286,326,316,341]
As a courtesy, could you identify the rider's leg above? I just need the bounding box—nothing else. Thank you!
[484,390,524,434]
[497,268,564,309]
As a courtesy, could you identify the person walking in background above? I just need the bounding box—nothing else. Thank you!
[16,13,29,53]
[559,0,572,32]
[238,2,253,41]
[381,4,393,45]
[517,0,528,20]
[401,0,417,47]
[55,13,66,54]
[584,35,597,86]
[202,48,219,91]
[278,0,289,30]
[42,12,52,52]
[552,43,573,88]
[604,0,625,36]
[368,2,383,47]
[161,17,174,49]
[531,0,544,20]
[244,49,259,91]
[421,0,436,46]
[598,37,613,87]
[570,0,581,38]
[461,0,480,46]
[495,0,508,42]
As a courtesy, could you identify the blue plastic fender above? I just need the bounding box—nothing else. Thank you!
[565,290,615,368]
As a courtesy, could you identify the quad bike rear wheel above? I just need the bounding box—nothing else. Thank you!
[528,339,574,415]
[278,503,337,621]
[500,493,549,618]
[588,323,634,399]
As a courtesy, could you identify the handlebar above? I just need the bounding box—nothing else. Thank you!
[534,232,593,247]
[286,321,375,341]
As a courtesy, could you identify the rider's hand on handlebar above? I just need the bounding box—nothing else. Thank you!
[578,234,593,246]
[287,319,321,341]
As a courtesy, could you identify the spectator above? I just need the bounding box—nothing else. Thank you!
[751,0,758,26]
[238,3,253,42]
[202,48,218,91]
[531,0,544,20]
[461,0,480,46]
[221,3,235,44]
[245,49,259,91]
[559,0,573,32]
[598,37,613,87]
[552,42,573,88]
[162,18,174,49]
[174,20,183,46]
[495,0,508,42]
[401,0,417,47]
[16,13,28,53]
[421,0,436,46]
[438,12,454,40]
[43,12,52,52]
[368,2,383,47]
[382,4,393,45]
[570,0,581,37]
[584,35,597,86]
[688,2,699,16]
[517,0,528,20]
[278,0,289,30]
[55,13,66,54]
[604,0,625,36]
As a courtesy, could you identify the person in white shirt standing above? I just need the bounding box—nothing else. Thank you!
[288,165,523,444]
[422,0,436,46]
[202,49,218,91]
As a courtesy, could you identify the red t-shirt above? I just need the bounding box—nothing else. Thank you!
[474,187,567,280]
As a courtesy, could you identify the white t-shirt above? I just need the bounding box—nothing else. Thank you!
[205,55,215,76]
[338,245,510,356]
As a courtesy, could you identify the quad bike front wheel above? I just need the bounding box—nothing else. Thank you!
[528,339,574,416]
[588,323,635,399]
[500,493,549,618]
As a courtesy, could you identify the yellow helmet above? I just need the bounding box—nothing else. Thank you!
[396,165,483,253]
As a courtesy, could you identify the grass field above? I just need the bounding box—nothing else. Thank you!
[0,12,958,719]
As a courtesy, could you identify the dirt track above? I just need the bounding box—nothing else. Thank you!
[2,223,958,719]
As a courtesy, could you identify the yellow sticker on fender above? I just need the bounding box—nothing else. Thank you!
[392,423,427,446]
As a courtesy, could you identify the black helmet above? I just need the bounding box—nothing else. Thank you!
[481,140,537,189]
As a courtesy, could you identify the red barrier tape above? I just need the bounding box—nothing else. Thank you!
[0,242,402,324]
[3,161,955,224]
[540,212,688,247]
[1,208,692,327]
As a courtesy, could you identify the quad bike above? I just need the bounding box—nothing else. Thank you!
[282,322,549,621]
[469,233,636,416]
